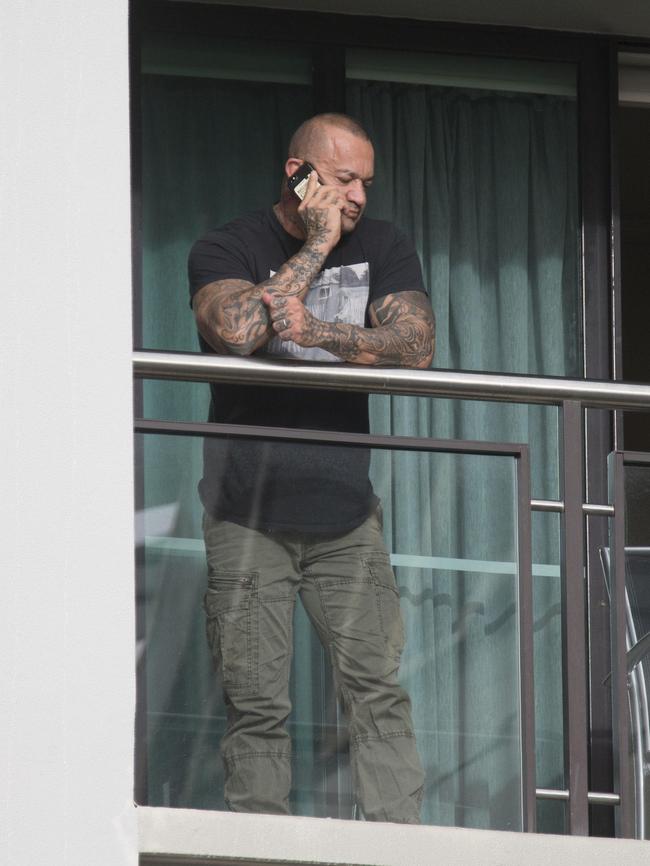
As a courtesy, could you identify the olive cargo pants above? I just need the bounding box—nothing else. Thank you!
[202,508,424,823]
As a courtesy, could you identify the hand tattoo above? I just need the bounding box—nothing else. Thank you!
[301,205,336,248]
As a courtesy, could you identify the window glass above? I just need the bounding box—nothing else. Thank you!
[347,47,576,95]
[136,36,579,835]
[346,48,580,378]
[345,51,579,833]
[139,34,313,356]
[142,33,312,84]
[137,31,314,466]
[603,460,650,839]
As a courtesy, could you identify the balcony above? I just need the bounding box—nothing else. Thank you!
[133,349,650,862]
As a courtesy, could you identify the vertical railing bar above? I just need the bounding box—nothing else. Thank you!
[560,400,590,834]
[517,447,536,831]
[608,451,634,837]
[629,665,645,838]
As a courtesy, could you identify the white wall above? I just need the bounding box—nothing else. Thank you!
[140,806,650,865]
[0,2,136,865]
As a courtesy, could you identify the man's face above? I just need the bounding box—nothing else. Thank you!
[309,127,375,234]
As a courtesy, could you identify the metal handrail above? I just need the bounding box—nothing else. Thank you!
[133,349,650,410]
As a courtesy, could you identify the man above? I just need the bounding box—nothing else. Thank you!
[188,113,435,823]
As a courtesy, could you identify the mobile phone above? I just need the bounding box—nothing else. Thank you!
[288,162,319,201]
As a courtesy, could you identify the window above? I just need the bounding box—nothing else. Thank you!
[132,4,616,837]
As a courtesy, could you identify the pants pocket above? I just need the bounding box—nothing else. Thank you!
[204,571,258,693]
[363,553,405,661]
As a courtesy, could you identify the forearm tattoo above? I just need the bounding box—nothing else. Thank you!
[196,238,329,355]
[305,291,435,368]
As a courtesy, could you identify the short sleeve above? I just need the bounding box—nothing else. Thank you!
[188,228,254,305]
[370,226,427,303]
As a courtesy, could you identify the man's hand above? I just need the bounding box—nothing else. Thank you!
[296,171,346,256]
[262,291,318,346]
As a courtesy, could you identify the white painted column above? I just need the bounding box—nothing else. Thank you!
[0,3,136,865]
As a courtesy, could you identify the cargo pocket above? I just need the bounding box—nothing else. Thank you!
[364,553,405,661]
[204,571,258,694]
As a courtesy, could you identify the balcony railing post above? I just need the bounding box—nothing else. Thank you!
[560,400,590,834]
[608,451,635,837]
[516,447,536,832]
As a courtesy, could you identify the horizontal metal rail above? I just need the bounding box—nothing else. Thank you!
[536,788,621,806]
[133,350,650,410]
[531,500,616,516]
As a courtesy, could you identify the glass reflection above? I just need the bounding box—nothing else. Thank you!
[136,431,525,830]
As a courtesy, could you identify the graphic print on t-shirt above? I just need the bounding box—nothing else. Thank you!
[266,262,370,361]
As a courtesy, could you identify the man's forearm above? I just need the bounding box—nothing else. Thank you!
[297,290,435,368]
[300,317,434,367]
[272,244,327,294]
[264,288,435,367]
[199,239,328,355]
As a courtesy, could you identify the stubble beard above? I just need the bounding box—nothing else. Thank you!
[341,210,362,235]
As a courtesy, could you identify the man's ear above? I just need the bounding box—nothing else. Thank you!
[285,158,303,179]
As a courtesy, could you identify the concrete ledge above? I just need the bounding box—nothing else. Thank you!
[137,806,649,866]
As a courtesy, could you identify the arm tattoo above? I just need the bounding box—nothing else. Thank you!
[303,291,435,368]
[194,237,330,356]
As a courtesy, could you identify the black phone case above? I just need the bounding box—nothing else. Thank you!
[288,162,316,200]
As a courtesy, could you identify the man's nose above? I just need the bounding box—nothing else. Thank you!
[346,179,366,207]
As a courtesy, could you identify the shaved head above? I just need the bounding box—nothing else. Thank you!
[288,113,371,162]
[277,113,374,239]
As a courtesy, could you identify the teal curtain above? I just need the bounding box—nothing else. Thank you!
[346,80,579,829]
[139,71,579,831]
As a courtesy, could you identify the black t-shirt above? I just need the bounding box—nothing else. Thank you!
[188,207,426,533]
